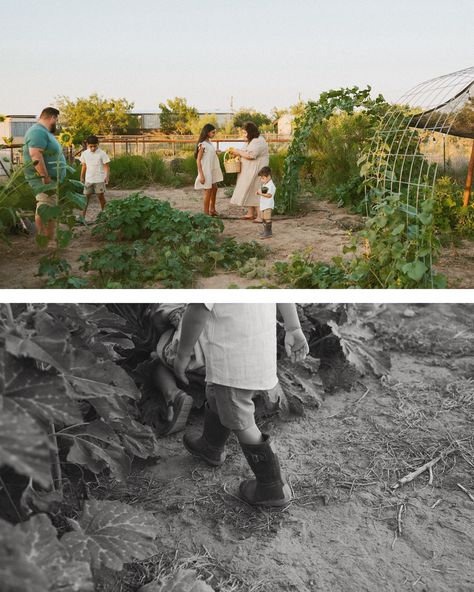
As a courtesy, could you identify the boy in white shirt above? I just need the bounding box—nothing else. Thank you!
[79,135,110,218]
[256,166,276,239]
[174,303,309,508]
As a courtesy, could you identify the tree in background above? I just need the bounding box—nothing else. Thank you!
[188,113,219,136]
[232,109,271,130]
[158,97,198,135]
[56,94,136,144]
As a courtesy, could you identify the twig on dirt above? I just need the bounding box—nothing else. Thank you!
[431,499,443,509]
[456,483,474,502]
[397,503,405,537]
[353,386,371,407]
[391,502,406,549]
[391,445,457,490]
[428,464,434,485]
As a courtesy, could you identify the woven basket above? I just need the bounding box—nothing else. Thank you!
[223,150,241,173]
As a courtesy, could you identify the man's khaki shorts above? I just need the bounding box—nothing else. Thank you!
[35,192,58,214]
[84,182,106,196]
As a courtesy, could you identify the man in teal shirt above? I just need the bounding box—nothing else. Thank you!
[23,107,66,243]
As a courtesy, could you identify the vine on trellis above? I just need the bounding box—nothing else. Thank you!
[278,86,387,213]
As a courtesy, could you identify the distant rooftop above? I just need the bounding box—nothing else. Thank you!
[129,108,234,115]
[3,114,36,118]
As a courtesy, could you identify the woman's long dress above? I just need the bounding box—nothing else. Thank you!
[230,136,269,207]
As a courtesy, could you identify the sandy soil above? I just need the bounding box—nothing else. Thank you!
[96,305,474,592]
[2,186,472,289]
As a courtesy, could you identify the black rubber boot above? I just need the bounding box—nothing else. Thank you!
[239,434,293,507]
[183,405,231,467]
[260,221,272,239]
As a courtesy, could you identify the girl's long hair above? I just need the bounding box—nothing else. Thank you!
[194,123,216,158]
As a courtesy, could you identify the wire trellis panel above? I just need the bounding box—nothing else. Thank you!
[367,65,474,212]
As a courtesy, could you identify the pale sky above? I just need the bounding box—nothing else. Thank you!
[1,0,473,115]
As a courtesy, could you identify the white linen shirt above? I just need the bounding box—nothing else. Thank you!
[260,179,276,211]
[80,148,111,183]
[203,303,278,390]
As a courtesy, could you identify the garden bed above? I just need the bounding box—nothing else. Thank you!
[1,186,473,288]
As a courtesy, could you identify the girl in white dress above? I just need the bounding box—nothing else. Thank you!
[194,124,223,216]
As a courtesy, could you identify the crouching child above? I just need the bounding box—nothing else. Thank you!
[174,303,309,507]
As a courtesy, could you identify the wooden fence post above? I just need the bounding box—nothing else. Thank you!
[463,139,474,207]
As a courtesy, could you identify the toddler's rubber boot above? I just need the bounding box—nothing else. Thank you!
[239,434,293,507]
[260,221,272,239]
[183,405,231,467]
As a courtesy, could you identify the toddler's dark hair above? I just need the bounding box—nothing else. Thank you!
[258,166,272,177]
[86,135,99,145]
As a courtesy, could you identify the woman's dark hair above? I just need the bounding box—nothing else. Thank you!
[194,123,216,158]
[243,121,260,142]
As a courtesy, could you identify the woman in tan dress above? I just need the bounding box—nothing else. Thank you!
[230,122,269,221]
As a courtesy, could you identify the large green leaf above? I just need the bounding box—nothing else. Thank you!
[111,417,160,459]
[62,499,160,570]
[4,309,139,404]
[0,349,82,426]
[327,318,391,377]
[0,398,51,488]
[0,515,93,592]
[0,518,48,592]
[63,420,131,481]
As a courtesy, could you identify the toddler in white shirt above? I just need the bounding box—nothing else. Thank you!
[174,303,309,507]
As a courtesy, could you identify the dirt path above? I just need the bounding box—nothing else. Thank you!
[95,305,474,592]
[1,186,473,288]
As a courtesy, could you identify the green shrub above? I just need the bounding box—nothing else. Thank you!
[269,152,286,184]
[432,175,474,236]
[109,154,170,188]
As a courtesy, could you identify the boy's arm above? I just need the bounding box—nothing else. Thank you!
[103,162,110,184]
[80,163,87,183]
[174,304,211,383]
[277,304,309,363]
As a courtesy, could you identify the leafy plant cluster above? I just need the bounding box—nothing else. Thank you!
[273,190,447,289]
[433,175,474,237]
[0,303,162,591]
[78,194,268,288]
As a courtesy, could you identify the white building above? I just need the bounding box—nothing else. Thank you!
[277,113,295,137]
[130,109,234,131]
[0,115,37,143]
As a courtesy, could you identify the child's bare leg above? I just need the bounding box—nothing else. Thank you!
[203,189,212,214]
[210,184,218,214]
[83,194,91,217]
[235,423,262,445]
[97,192,106,210]
[153,360,183,421]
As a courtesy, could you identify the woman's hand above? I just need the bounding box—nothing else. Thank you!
[199,174,205,185]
